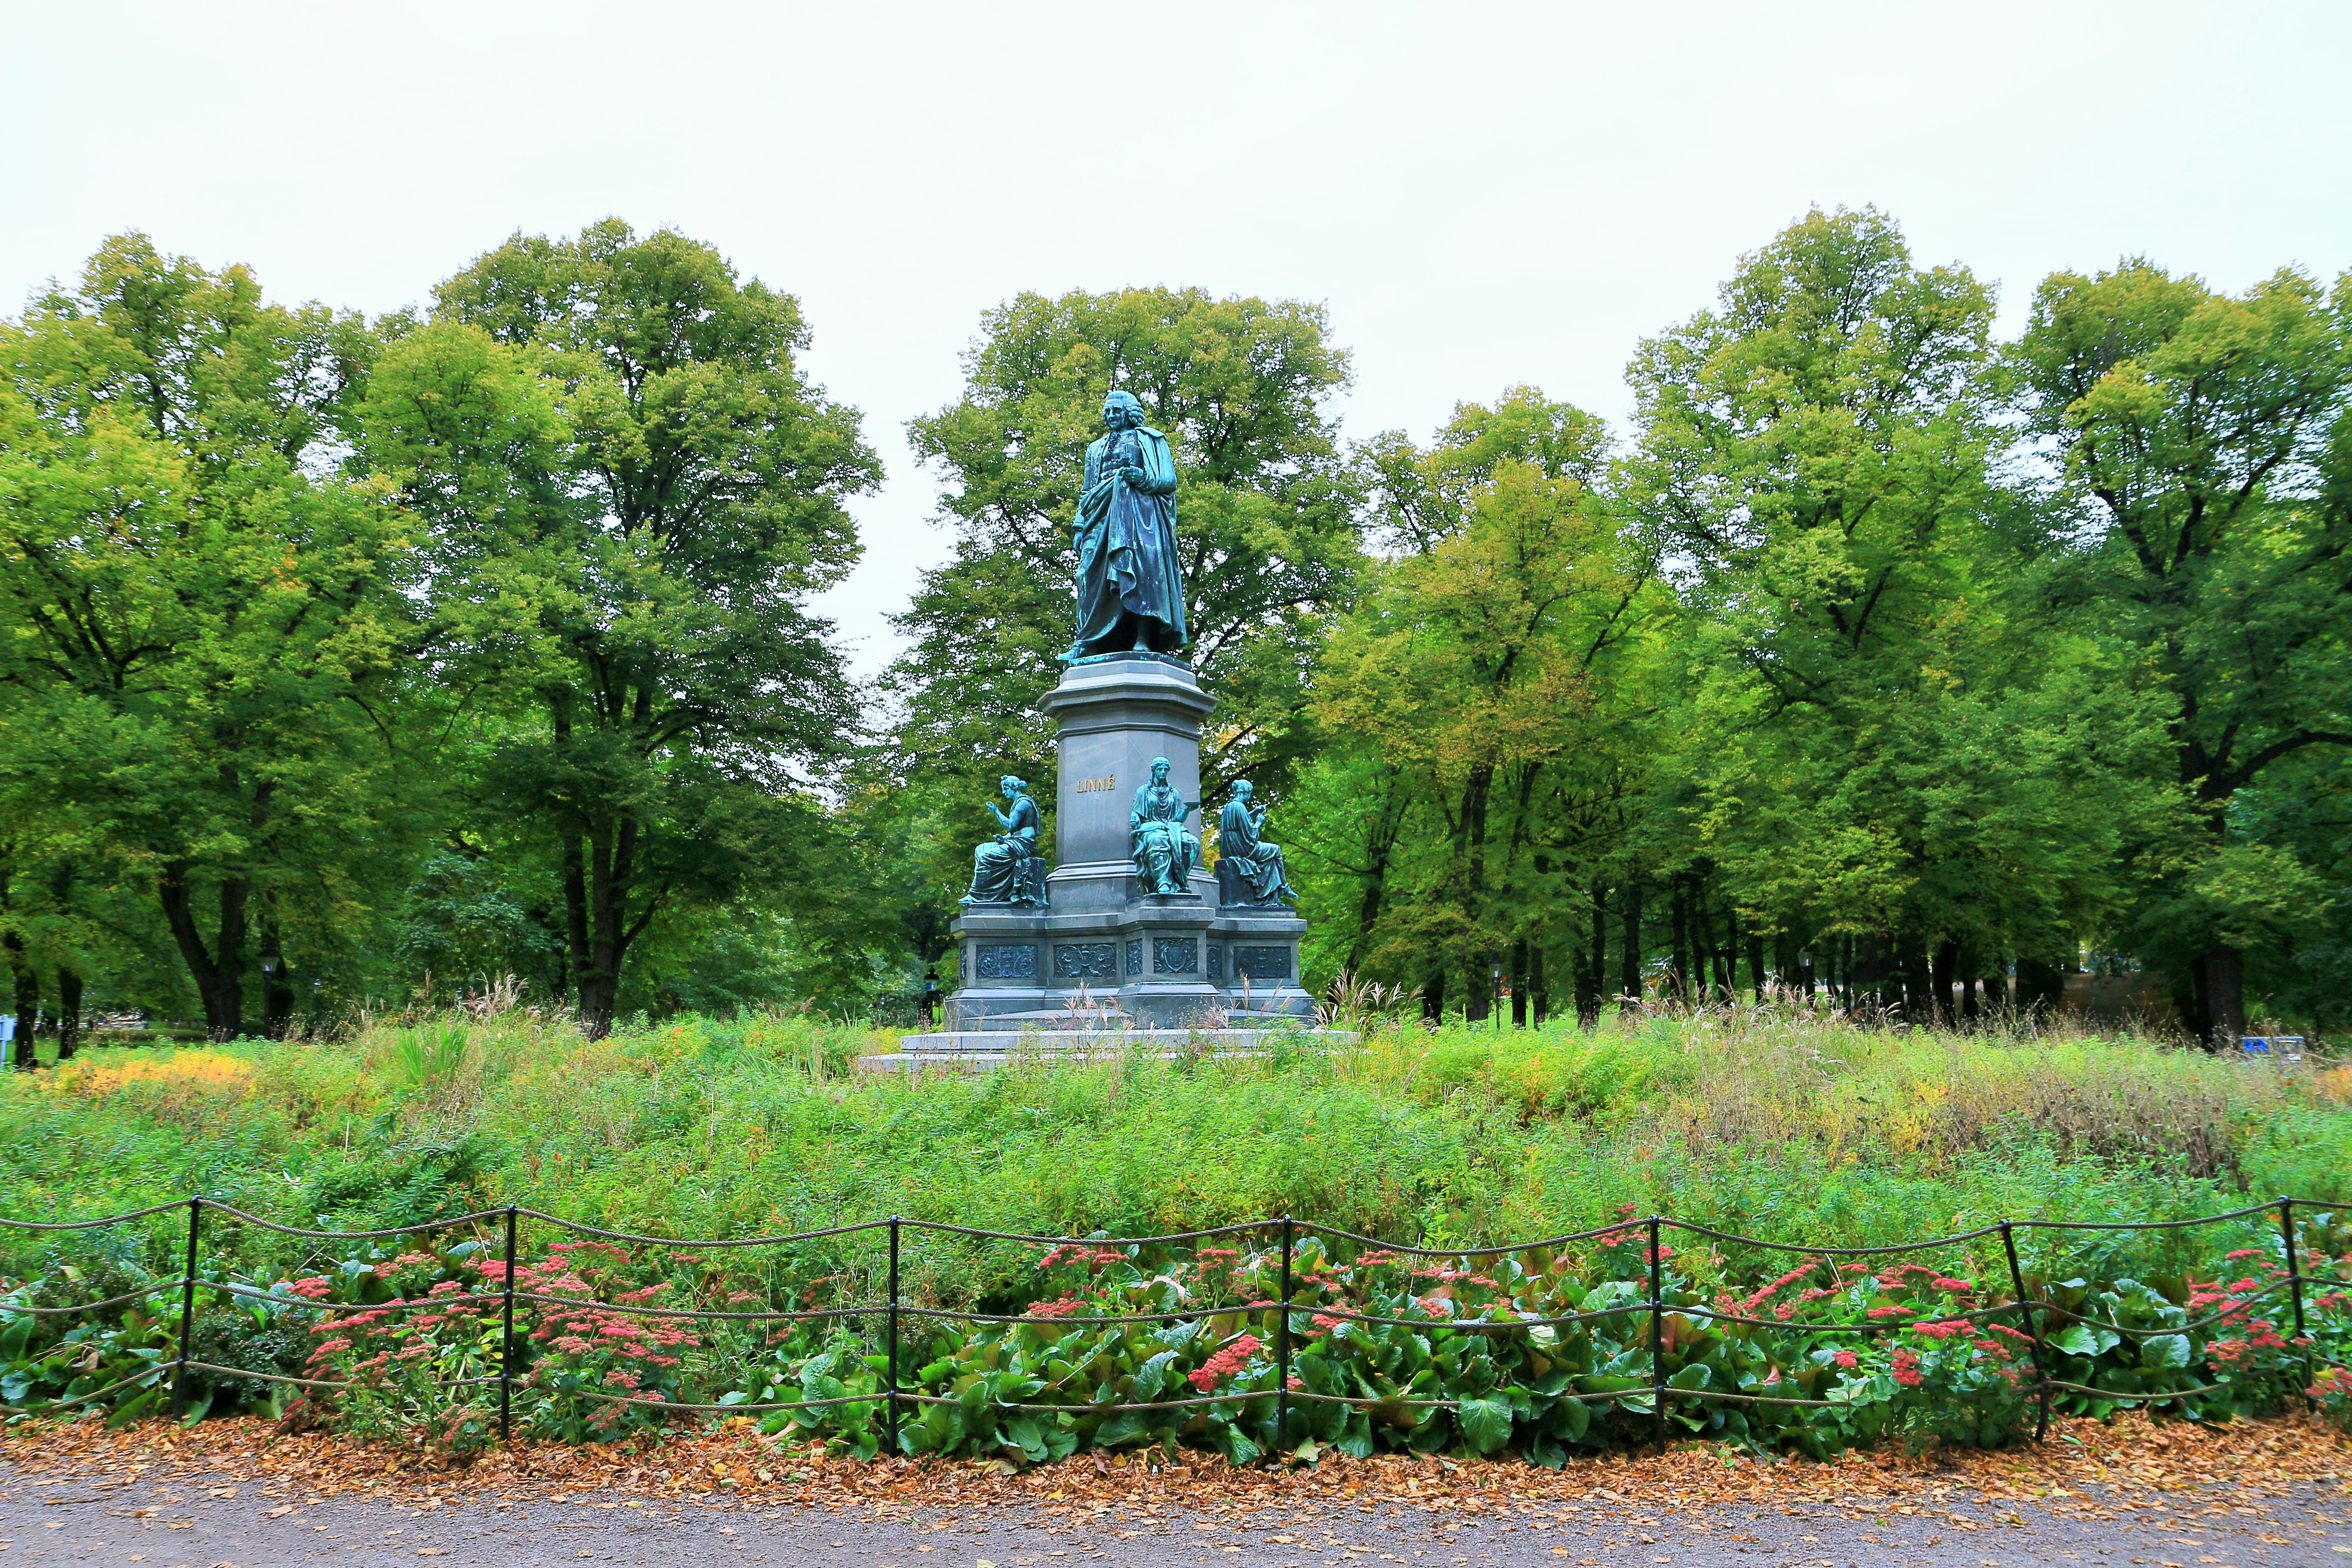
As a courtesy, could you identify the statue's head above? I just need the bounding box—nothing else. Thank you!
[1231,779,1253,800]
[1149,756,1171,784]
[999,775,1027,798]
[1102,389,1144,430]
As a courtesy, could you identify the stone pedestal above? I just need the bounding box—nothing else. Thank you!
[932,653,1314,1038]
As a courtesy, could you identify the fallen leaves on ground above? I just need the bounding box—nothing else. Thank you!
[0,1409,2342,1531]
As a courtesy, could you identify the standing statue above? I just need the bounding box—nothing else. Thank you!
[1129,756,1200,896]
[1063,389,1187,662]
[962,775,1047,906]
[1216,780,1295,908]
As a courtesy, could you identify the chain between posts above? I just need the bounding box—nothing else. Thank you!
[1646,1215,1666,1455]
[2279,1197,2313,1410]
[500,1205,518,1441]
[1275,1215,1293,1461]
[11,1194,2345,1448]
[886,1217,901,1455]
[1999,1220,2051,1442]
[171,1197,199,1420]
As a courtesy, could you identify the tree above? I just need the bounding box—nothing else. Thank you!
[363,220,881,1035]
[2011,259,2352,1041]
[1299,389,1660,1014]
[0,234,415,1038]
[1620,206,2160,1019]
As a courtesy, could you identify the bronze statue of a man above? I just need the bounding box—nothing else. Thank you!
[1216,779,1295,907]
[1064,389,1186,662]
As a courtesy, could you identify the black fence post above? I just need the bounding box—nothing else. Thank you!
[886,1217,901,1456]
[2279,1197,2312,1410]
[1999,1221,2049,1442]
[1274,1216,1293,1460]
[500,1205,518,1442]
[1647,1215,1666,1455]
[172,1196,200,1420]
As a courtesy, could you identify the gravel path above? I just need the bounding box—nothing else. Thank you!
[6,1464,2349,1568]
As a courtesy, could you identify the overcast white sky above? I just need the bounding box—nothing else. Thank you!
[6,1,2348,676]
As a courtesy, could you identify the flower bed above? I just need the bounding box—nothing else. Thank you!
[4,1206,2347,1467]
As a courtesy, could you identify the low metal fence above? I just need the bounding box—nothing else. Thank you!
[0,1196,2338,1452]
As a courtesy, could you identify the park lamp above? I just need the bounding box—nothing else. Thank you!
[1491,962,1505,1032]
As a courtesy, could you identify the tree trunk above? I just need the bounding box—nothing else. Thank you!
[1582,880,1606,1029]
[563,823,618,1038]
[6,934,37,1070]
[1960,966,1981,1026]
[260,923,294,1039]
[1347,764,1406,972]
[1899,931,1933,1024]
[1716,897,1740,1003]
[1446,765,1495,1025]
[1618,882,1643,1006]
[1509,937,1528,1027]
[55,968,82,1060]
[1747,931,1767,1003]
[1530,943,1550,1028]
[1422,966,1446,1024]
[1931,939,1959,1029]
[1668,883,1690,1004]
[158,864,247,1040]
[1719,900,1740,1002]
[2015,957,2064,1017]
[2201,946,2246,1047]
[1690,883,1719,1003]
[1851,932,1883,1014]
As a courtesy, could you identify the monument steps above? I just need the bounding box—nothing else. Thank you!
[861,1023,1354,1076]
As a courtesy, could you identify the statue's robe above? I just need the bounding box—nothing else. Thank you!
[965,796,1044,904]
[1068,423,1185,660]
[1130,779,1198,895]
[1217,798,1294,906]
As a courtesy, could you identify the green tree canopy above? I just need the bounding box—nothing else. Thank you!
[363,220,882,1034]
[2011,258,2352,1038]
[0,233,416,1038]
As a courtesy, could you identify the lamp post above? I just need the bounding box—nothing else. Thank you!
[260,942,283,1037]
[1491,962,1504,1034]
[923,977,941,1029]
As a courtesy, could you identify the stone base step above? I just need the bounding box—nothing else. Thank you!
[950,1007,1309,1032]
[861,1026,1353,1075]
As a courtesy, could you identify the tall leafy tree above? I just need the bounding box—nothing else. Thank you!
[2011,260,2352,1040]
[1622,206,2158,1018]
[0,234,414,1037]
[1299,389,1660,1015]
[363,220,881,1034]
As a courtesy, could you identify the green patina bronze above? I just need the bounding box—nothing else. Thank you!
[962,775,1045,906]
[1063,389,1187,662]
[1216,779,1295,907]
[1129,756,1199,896]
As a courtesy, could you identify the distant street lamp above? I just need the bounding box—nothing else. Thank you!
[1491,962,1504,1034]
